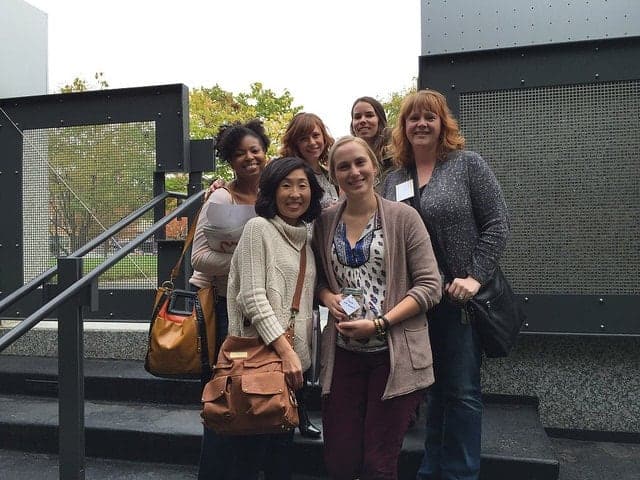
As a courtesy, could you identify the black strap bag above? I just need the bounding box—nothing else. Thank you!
[410,171,525,358]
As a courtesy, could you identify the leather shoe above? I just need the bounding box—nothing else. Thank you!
[298,405,321,438]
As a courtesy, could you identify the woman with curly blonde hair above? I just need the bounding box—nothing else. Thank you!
[383,89,510,480]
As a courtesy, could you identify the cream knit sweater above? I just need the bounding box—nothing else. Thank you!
[227,215,316,371]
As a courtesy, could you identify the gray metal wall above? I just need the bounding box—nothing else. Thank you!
[421,0,639,55]
[0,0,48,97]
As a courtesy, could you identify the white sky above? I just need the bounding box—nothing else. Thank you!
[26,0,421,137]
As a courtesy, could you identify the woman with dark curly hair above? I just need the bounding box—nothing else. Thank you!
[190,119,269,480]
[280,112,339,209]
[226,157,324,479]
[382,89,510,480]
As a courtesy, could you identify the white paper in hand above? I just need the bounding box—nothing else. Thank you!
[203,203,256,252]
[340,295,361,317]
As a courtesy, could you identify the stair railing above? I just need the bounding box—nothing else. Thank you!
[0,189,204,480]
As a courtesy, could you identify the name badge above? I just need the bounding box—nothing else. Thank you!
[395,180,414,202]
[339,295,361,316]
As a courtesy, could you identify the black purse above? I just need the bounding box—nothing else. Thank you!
[409,170,525,358]
[463,266,525,357]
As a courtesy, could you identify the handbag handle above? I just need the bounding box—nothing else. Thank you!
[167,204,203,285]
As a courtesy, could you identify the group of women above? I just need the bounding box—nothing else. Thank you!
[190,89,511,480]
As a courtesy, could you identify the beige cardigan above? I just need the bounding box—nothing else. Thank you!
[227,215,316,372]
[312,195,442,399]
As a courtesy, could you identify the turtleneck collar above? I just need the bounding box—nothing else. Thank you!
[270,215,308,251]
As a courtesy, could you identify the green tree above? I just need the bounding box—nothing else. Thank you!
[60,72,109,93]
[382,80,417,131]
[50,74,155,254]
[189,82,303,181]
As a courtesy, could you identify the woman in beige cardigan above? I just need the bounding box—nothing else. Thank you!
[313,136,442,480]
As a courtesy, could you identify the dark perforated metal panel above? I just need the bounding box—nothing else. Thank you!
[460,81,640,295]
[22,122,157,289]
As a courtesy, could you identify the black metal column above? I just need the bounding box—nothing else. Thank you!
[57,257,85,480]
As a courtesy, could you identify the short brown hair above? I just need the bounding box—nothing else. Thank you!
[279,113,335,166]
[390,89,465,168]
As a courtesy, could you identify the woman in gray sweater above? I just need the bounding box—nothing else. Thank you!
[382,89,510,480]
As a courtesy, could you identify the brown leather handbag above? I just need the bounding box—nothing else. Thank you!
[200,243,306,435]
[145,210,216,380]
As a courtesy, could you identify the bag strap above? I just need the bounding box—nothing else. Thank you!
[168,204,203,284]
[194,293,213,383]
[409,168,454,281]
[283,241,307,346]
[291,241,307,315]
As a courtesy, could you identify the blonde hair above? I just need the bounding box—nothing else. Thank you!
[327,136,382,185]
[390,89,465,168]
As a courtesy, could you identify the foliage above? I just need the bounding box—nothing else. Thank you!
[189,82,303,181]
[60,72,109,93]
[48,122,156,253]
[381,80,417,131]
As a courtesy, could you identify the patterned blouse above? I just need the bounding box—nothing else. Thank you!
[331,211,388,353]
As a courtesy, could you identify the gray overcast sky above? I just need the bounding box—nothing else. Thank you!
[26,0,421,137]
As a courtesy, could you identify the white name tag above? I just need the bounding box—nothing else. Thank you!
[395,180,414,202]
[340,295,361,316]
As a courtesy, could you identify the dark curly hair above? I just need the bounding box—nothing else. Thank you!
[215,119,270,163]
[255,157,323,223]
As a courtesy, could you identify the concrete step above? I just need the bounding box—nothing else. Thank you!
[0,355,559,479]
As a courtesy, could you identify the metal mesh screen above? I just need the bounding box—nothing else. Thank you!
[460,81,640,295]
[22,122,157,289]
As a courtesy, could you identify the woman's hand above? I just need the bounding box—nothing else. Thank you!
[318,289,348,322]
[335,319,376,340]
[204,178,227,200]
[271,335,303,390]
[446,276,481,303]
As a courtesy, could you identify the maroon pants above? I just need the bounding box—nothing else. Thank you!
[322,347,425,480]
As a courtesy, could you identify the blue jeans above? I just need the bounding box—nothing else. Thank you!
[417,299,483,480]
[198,296,231,480]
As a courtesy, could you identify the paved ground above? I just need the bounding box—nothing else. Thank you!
[552,437,640,480]
[1,438,639,480]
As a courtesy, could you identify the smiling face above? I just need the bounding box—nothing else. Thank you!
[275,168,312,225]
[229,134,266,179]
[295,124,325,165]
[405,108,442,152]
[351,101,380,142]
[332,140,378,198]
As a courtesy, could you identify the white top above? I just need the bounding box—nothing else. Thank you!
[190,188,240,293]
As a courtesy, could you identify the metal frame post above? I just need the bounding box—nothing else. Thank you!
[57,257,85,480]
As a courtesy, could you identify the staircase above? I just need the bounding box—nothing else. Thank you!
[0,354,559,479]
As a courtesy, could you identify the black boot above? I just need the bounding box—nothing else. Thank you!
[296,386,321,438]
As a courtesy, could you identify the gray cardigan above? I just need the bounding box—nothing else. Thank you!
[382,150,510,285]
[312,195,442,400]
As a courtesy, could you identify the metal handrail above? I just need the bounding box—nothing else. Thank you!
[0,191,185,316]
[0,190,203,352]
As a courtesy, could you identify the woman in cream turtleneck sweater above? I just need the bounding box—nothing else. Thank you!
[226,157,324,480]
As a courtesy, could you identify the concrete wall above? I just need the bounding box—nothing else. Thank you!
[482,335,640,434]
[0,0,48,97]
[421,0,639,55]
